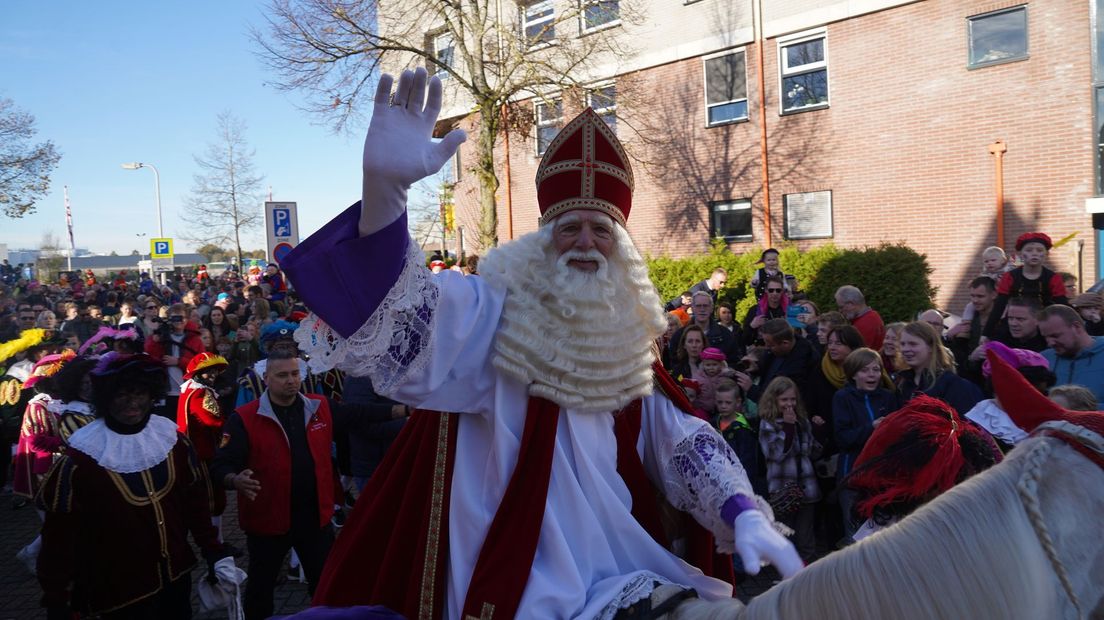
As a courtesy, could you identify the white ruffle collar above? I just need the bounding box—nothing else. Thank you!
[965,399,1028,445]
[67,415,179,474]
[45,399,94,415]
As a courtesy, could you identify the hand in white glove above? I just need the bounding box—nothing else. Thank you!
[360,67,467,236]
[734,509,804,579]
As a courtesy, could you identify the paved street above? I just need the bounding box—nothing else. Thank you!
[0,490,311,620]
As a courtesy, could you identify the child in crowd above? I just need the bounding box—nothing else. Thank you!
[750,248,789,301]
[1049,384,1099,411]
[954,246,1013,332]
[758,376,821,562]
[1072,292,1104,336]
[691,347,733,413]
[679,378,709,420]
[984,232,1069,338]
[712,380,764,495]
[832,348,897,542]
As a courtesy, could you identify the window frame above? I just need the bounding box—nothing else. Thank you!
[521,0,556,48]
[580,0,620,34]
[702,48,750,127]
[586,83,618,135]
[428,30,455,80]
[709,199,754,243]
[966,5,1029,70]
[534,96,563,157]
[777,29,829,115]
[782,190,833,240]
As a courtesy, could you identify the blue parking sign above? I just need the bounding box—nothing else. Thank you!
[155,242,169,255]
[273,208,291,237]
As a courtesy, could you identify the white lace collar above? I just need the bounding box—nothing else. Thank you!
[46,400,93,415]
[965,399,1028,445]
[67,415,179,474]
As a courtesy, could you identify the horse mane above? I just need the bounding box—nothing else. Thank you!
[742,436,1087,620]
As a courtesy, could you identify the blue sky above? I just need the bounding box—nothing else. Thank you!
[2,2,432,256]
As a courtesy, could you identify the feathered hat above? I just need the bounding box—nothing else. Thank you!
[535,108,633,228]
[0,329,47,367]
[184,352,229,380]
[77,325,142,356]
[89,353,169,416]
[847,394,1002,519]
[23,350,77,390]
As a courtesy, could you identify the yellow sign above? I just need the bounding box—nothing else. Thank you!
[150,238,174,259]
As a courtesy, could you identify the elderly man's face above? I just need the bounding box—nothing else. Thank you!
[552,211,615,272]
[691,296,713,323]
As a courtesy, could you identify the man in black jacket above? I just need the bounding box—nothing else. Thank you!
[735,319,818,404]
[667,291,742,364]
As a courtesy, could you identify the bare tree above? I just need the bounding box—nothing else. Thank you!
[254,0,643,249]
[0,98,62,219]
[37,232,66,282]
[182,112,265,268]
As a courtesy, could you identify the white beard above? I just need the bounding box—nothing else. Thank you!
[478,224,668,413]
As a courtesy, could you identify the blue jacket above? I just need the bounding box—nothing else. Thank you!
[1042,336,1104,403]
[832,384,898,480]
[898,368,983,417]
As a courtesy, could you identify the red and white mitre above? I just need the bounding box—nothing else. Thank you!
[536,108,634,227]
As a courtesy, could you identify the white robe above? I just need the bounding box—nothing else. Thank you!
[299,242,763,619]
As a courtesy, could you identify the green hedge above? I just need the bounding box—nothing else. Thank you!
[646,241,934,323]
[805,243,936,323]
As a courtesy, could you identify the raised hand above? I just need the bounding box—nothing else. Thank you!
[360,67,467,236]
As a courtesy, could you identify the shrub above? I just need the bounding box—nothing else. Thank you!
[646,241,934,324]
[646,242,843,321]
[805,243,936,323]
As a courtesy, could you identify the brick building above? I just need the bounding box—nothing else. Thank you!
[394,0,1103,310]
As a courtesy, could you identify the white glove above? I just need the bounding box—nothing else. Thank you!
[359,67,467,236]
[734,509,804,579]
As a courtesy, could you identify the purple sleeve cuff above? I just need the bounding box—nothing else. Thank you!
[720,494,758,524]
[282,203,410,339]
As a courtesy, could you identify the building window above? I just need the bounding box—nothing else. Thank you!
[522,0,555,46]
[582,0,619,31]
[587,84,617,135]
[968,6,1028,69]
[535,98,563,156]
[703,50,748,126]
[783,191,833,239]
[710,200,752,242]
[779,33,828,113]
[429,31,455,79]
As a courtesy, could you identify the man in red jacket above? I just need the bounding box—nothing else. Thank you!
[210,346,405,620]
[145,303,204,420]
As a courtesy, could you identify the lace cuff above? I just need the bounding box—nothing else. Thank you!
[295,237,439,393]
[597,572,674,620]
[661,427,777,552]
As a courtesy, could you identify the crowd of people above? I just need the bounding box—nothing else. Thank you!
[2,234,1100,618]
[658,234,1104,561]
[0,262,411,619]
[3,65,1103,619]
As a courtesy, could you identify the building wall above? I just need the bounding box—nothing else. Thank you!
[450,0,1096,311]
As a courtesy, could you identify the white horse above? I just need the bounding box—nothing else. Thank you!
[669,420,1104,620]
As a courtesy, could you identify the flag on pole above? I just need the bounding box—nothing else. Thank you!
[64,185,75,251]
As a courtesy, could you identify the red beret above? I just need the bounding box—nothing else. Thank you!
[1015,232,1052,251]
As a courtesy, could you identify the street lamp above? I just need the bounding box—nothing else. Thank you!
[135,233,147,262]
[121,162,163,238]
